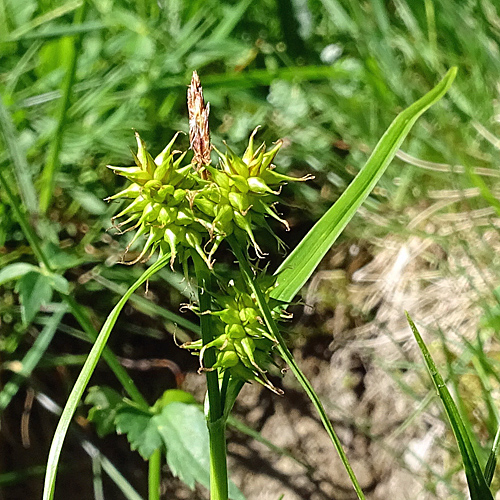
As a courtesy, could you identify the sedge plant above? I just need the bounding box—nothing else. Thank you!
[42,68,457,500]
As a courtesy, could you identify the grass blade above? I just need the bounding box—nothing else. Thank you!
[406,313,494,500]
[37,392,143,500]
[91,273,200,337]
[42,253,170,500]
[39,1,87,213]
[0,95,38,215]
[0,305,66,412]
[6,0,83,41]
[226,414,311,471]
[271,67,457,303]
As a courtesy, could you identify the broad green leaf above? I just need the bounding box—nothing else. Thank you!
[86,388,196,459]
[155,402,245,500]
[116,407,163,460]
[86,386,125,437]
[16,271,53,324]
[406,313,494,500]
[271,67,457,303]
[0,262,39,285]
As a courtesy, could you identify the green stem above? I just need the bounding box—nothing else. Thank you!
[39,1,87,213]
[192,253,228,500]
[0,168,147,408]
[228,237,366,500]
[148,449,161,500]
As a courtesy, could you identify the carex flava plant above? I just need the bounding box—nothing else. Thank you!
[43,69,457,500]
[107,71,309,397]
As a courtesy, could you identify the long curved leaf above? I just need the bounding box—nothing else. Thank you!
[271,67,457,303]
[42,253,170,500]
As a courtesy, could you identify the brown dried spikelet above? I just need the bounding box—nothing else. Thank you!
[187,71,211,177]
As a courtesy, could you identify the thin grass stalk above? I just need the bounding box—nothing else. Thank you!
[406,313,494,499]
[39,0,87,213]
[148,449,161,500]
[192,253,228,500]
[0,305,66,412]
[228,237,366,500]
[0,169,147,406]
[485,426,500,486]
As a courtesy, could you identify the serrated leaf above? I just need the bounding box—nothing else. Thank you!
[85,386,125,437]
[155,402,245,500]
[16,271,53,324]
[0,262,39,286]
[115,407,163,460]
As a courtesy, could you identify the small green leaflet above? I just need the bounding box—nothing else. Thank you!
[16,271,54,325]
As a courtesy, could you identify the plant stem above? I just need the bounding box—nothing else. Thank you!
[148,449,161,500]
[192,253,228,500]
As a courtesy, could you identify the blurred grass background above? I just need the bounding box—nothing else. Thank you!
[2,0,500,498]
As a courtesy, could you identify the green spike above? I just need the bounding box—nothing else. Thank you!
[154,132,181,167]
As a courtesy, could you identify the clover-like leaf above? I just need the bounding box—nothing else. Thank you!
[155,402,245,500]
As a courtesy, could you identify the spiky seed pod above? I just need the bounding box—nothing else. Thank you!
[204,128,314,257]
[182,275,288,394]
[108,74,313,267]
[106,132,218,268]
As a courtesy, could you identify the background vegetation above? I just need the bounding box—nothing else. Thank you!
[2,0,500,498]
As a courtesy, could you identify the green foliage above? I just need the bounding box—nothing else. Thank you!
[16,271,53,325]
[3,0,500,499]
[272,68,457,303]
[86,387,245,500]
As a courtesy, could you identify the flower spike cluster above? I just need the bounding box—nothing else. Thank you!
[107,127,312,267]
[106,131,212,268]
[107,71,313,393]
[182,276,288,394]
